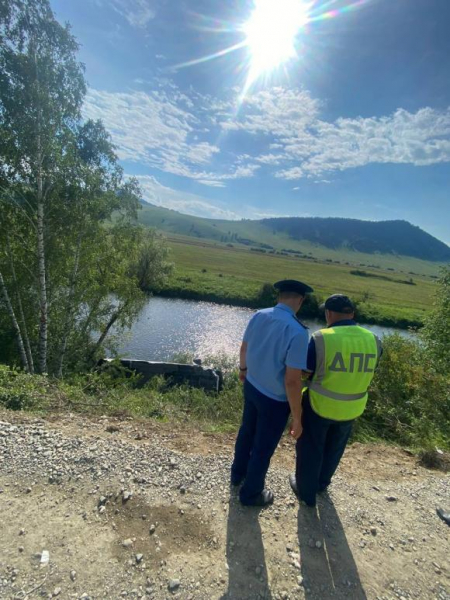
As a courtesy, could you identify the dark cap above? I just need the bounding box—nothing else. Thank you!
[321,294,355,313]
[274,279,314,295]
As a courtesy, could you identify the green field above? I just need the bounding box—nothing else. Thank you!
[156,236,438,328]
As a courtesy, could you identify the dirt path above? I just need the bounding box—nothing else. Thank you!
[0,410,449,600]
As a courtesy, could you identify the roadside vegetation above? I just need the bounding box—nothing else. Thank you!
[1,269,449,453]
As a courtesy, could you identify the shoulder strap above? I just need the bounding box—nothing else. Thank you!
[293,315,308,329]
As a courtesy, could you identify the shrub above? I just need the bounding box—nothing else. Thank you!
[354,335,450,450]
[421,266,450,375]
[0,366,51,411]
[256,282,277,307]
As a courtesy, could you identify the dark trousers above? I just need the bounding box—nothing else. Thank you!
[232,380,290,504]
[296,395,353,506]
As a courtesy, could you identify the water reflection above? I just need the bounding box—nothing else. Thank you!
[112,297,412,362]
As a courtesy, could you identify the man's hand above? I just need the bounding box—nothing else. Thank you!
[239,342,248,384]
[285,366,304,439]
[290,417,303,440]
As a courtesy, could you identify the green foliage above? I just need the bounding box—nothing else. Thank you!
[0,361,243,431]
[355,335,450,450]
[257,282,277,307]
[421,266,450,375]
[0,365,51,411]
[265,217,450,262]
[1,330,449,448]
[350,269,416,286]
[0,1,172,375]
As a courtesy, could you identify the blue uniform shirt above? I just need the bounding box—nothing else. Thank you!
[243,303,309,402]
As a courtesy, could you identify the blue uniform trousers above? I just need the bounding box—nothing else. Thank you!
[232,379,290,504]
[296,395,353,506]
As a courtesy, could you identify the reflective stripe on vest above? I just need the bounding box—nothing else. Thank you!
[307,326,380,421]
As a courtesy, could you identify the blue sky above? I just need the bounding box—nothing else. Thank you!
[51,0,450,244]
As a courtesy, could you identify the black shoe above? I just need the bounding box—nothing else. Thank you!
[437,508,450,526]
[241,489,274,507]
[289,474,299,497]
[289,474,316,508]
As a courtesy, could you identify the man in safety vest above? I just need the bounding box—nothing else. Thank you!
[289,294,382,507]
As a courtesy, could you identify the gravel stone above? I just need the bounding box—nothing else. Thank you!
[168,579,180,592]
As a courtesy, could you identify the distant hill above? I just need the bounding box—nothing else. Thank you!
[138,203,450,263]
[263,217,450,262]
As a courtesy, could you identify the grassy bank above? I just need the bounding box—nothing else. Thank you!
[1,334,448,452]
[154,238,436,328]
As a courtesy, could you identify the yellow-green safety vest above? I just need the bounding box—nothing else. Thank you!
[306,326,381,421]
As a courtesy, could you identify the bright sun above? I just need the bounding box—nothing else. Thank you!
[244,0,310,84]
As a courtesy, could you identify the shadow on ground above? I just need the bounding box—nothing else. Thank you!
[221,488,272,600]
[298,494,367,599]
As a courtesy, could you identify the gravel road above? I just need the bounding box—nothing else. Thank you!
[0,410,449,600]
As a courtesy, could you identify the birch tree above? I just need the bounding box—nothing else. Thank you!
[0,0,173,375]
[0,0,85,373]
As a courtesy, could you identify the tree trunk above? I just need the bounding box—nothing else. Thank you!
[33,32,48,375]
[0,271,30,372]
[56,234,83,378]
[36,186,48,374]
[90,302,129,360]
[7,236,34,374]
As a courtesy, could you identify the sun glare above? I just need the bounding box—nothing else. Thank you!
[174,0,370,99]
[243,0,310,84]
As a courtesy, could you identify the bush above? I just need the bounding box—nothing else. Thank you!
[256,282,277,307]
[0,366,52,411]
[354,335,450,450]
[421,266,450,375]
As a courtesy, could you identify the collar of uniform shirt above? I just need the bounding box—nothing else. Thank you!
[327,319,357,328]
[275,303,296,315]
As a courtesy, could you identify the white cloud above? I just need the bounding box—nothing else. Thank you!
[255,154,284,165]
[223,88,320,138]
[84,89,215,176]
[110,0,155,28]
[290,107,450,178]
[196,180,227,188]
[136,175,241,219]
[185,142,220,165]
[85,84,450,187]
[225,88,450,180]
[136,175,313,221]
[84,88,259,187]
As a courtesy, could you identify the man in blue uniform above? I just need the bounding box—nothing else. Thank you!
[231,279,313,507]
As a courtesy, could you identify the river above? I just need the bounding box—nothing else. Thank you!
[112,297,412,362]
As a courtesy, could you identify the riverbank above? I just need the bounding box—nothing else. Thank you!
[154,287,424,330]
[155,239,434,330]
[1,327,448,450]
